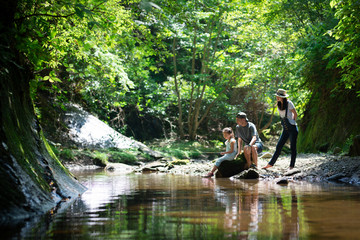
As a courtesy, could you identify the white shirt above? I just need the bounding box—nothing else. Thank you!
[278,100,297,125]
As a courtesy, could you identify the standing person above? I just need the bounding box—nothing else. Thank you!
[263,89,298,170]
[204,128,237,178]
[235,112,263,169]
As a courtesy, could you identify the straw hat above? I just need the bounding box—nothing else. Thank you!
[275,89,289,98]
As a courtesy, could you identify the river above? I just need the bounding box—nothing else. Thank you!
[4,169,360,239]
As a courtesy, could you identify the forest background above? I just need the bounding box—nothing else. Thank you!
[7,0,360,154]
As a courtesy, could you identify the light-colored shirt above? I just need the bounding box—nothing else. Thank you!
[279,100,297,125]
[225,138,237,154]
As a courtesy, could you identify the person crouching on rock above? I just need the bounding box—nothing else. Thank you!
[203,128,237,178]
[263,89,298,170]
[235,112,263,169]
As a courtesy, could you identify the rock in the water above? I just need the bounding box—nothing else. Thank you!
[327,173,346,181]
[105,163,134,173]
[141,167,159,173]
[276,178,289,185]
[216,154,247,178]
[233,169,260,179]
[349,135,360,156]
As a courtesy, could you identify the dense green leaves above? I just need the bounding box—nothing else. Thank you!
[328,0,360,92]
[11,0,360,147]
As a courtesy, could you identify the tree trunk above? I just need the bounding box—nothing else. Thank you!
[172,37,184,138]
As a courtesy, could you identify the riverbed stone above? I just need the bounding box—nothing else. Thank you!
[232,169,260,179]
[260,152,273,159]
[276,178,289,185]
[327,173,346,181]
[105,163,134,173]
[141,167,159,173]
[284,168,301,176]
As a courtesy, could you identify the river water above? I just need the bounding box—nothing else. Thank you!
[6,169,360,239]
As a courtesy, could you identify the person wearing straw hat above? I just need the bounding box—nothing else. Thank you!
[235,112,263,169]
[263,89,298,170]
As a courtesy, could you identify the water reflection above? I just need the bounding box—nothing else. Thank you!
[7,171,360,239]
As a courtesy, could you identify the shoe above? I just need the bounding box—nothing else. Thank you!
[203,172,214,178]
[250,164,257,169]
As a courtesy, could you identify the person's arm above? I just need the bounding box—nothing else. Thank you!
[291,108,298,120]
[248,125,256,146]
[288,100,297,120]
[249,135,257,146]
[237,138,243,154]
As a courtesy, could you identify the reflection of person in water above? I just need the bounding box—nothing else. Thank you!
[237,181,260,234]
[201,178,302,238]
[277,189,299,238]
[205,179,261,234]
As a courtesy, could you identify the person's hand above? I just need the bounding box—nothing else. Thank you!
[220,152,225,155]
[235,153,239,159]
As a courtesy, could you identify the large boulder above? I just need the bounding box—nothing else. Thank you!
[62,104,163,158]
[215,153,247,178]
[0,16,86,222]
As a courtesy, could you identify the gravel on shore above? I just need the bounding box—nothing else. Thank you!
[134,153,360,185]
[66,153,360,186]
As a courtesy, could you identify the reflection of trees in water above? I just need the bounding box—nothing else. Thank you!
[45,174,309,238]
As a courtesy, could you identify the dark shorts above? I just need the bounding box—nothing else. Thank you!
[254,142,263,154]
[245,142,263,153]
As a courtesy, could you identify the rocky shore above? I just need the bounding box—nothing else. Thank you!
[89,153,360,186]
[57,102,360,186]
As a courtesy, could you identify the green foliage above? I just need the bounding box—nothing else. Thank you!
[108,150,138,165]
[59,149,75,161]
[12,0,360,151]
[343,135,355,154]
[148,139,221,159]
[93,151,109,166]
[49,143,60,157]
[328,0,360,91]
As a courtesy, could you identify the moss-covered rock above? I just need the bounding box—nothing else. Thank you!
[0,12,85,222]
[216,153,247,178]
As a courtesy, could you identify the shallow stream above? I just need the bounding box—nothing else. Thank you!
[5,169,360,239]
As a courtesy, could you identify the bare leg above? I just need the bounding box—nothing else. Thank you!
[251,145,258,166]
[244,146,251,169]
[210,165,218,174]
[203,165,217,178]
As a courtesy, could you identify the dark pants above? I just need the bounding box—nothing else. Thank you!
[268,121,298,168]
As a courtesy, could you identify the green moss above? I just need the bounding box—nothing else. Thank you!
[93,151,109,165]
[59,149,75,161]
[139,152,154,162]
[109,151,137,165]
[298,86,360,153]
[169,159,190,165]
